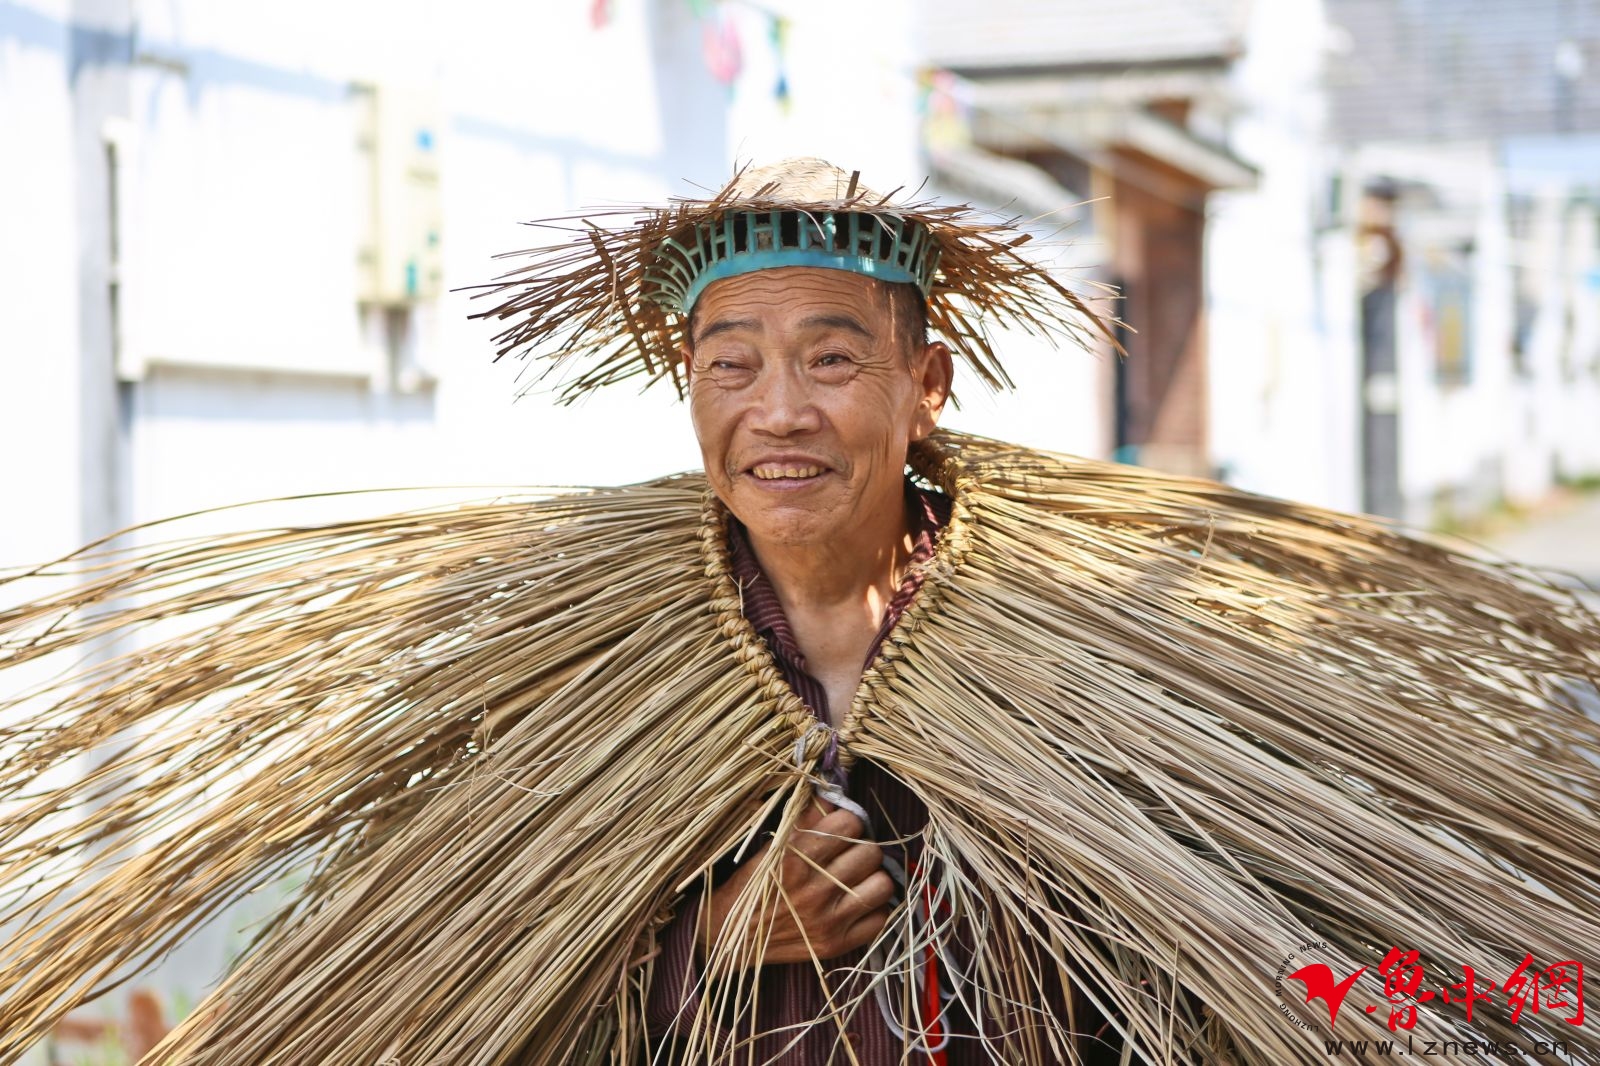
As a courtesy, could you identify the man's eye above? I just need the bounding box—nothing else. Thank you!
[816,352,852,367]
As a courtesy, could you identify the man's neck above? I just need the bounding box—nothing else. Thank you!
[745,490,914,725]
[747,490,911,612]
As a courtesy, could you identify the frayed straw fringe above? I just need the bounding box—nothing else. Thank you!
[2,430,1598,1064]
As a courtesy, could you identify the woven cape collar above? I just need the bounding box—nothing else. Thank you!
[466,157,1120,403]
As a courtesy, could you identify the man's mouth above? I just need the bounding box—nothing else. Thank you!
[750,463,826,481]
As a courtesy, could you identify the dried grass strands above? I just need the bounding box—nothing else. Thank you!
[843,434,1600,1062]
[2,430,1598,1064]
[0,478,802,1062]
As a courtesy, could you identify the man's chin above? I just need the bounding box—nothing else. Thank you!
[745,524,825,549]
[729,501,833,549]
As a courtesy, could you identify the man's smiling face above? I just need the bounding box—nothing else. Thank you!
[683,267,951,549]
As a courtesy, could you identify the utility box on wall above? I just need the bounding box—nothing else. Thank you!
[356,83,442,306]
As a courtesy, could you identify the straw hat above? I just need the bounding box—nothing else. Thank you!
[470,157,1117,400]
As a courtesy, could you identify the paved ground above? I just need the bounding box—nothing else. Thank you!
[1481,490,1600,590]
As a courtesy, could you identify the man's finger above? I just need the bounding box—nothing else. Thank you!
[792,795,837,835]
[811,806,869,843]
[788,807,869,866]
[837,903,893,955]
[831,867,895,921]
[825,840,887,894]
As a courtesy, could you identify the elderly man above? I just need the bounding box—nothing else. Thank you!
[650,262,1023,1059]
[641,229,1108,1060]
[3,160,1600,1066]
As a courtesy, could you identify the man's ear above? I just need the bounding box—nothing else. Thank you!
[910,341,953,441]
[679,344,694,386]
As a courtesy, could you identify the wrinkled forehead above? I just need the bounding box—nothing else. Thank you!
[688,267,902,343]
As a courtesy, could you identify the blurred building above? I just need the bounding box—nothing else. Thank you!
[1323,0,1600,523]
[921,0,1600,525]
[922,0,1259,478]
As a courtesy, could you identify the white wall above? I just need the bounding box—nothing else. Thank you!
[1532,197,1600,492]
[2,0,932,575]
[936,215,1110,459]
[1559,203,1600,478]
[0,0,81,577]
[1205,0,1363,512]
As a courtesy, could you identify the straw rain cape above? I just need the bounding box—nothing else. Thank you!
[3,430,1599,1064]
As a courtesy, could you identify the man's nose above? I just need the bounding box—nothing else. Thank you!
[747,365,822,436]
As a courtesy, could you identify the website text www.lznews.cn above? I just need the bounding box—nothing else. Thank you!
[1320,1037,1573,1056]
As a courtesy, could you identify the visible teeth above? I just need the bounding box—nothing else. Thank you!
[752,465,824,480]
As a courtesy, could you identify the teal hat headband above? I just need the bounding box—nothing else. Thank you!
[643,210,942,315]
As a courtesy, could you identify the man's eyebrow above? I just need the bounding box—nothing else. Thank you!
[692,312,875,344]
[796,313,874,339]
[692,316,760,344]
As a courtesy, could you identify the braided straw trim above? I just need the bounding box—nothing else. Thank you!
[848,434,981,753]
[697,488,818,750]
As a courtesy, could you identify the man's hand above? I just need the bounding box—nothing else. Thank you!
[700,798,896,968]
